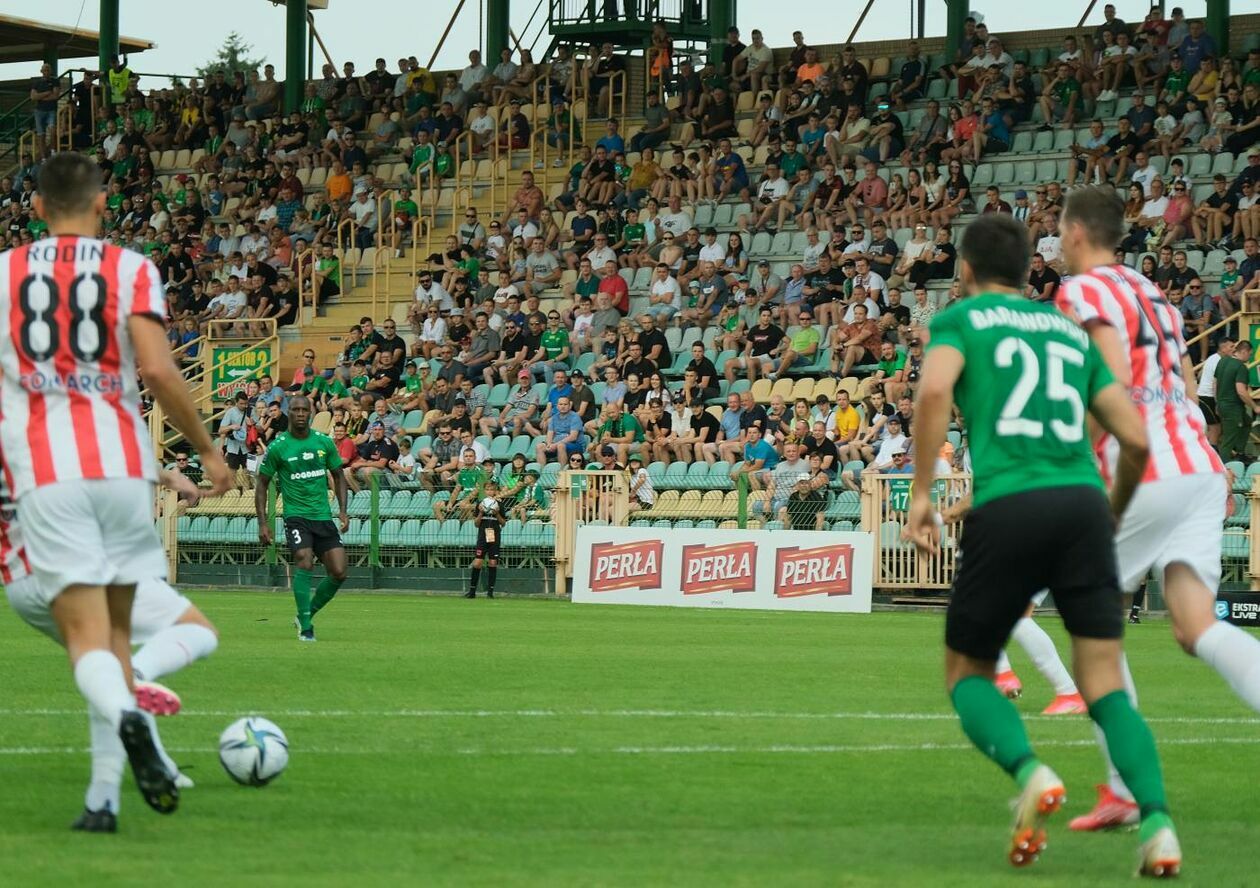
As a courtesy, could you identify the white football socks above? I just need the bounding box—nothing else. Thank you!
[73,650,135,732]
[1011,618,1078,696]
[1194,621,1260,712]
[85,707,124,815]
[995,649,1012,674]
[132,624,218,682]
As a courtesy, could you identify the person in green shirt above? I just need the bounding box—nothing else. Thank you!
[255,396,349,641]
[435,448,489,520]
[619,207,646,264]
[313,243,341,302]
[409,131,435,182]
[1215,338,1255,461]
[509,471,549,520]
[1160,60,1190,106]
[106,181,125,212]
[434,145,455,179]
[592,404,643,463]
[497,454,530,504]
[537,312,571,382]
[871,340,908,402]
[766,310,821,380]
[1039,63,1081,127]
[317,374,353,411]
[780,143,808,179]
[905,212,1178,876]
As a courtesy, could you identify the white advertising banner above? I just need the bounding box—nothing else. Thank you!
[571,526,874,613]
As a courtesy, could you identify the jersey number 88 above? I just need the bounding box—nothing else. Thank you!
[17,273,110,363]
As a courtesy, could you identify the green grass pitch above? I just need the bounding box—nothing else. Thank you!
[0,591,1255,886]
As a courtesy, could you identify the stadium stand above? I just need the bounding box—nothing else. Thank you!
[4,8,1260,589]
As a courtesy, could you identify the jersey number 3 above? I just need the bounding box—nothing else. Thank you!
[17,273,109,363]
[995,337,1085,442]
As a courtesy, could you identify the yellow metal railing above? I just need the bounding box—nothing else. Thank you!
[293,247,316,321]
[552,470,630,587]
[143,319,279,460]
[860,473,970,591]
[606,68,628,128]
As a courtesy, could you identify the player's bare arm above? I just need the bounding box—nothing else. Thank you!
[158,466,201,507]
[907,343,963,555]
[1083,319,1133,388]
[255,472,274,546]
[331,465,349,532]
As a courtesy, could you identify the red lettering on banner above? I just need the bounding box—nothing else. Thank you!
[589,540,664,592]
[680,541,758,595]
[774,544,853,597]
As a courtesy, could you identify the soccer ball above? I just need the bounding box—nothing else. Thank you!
[480,496,499,514]
[218,716,289,787]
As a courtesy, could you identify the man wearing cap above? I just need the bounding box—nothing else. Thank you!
[785,472,827,530]
[624,456,657,515]
[841,415,907,491]
[748,260,783,304]
[483,369,540,437]
[567,370,596,424]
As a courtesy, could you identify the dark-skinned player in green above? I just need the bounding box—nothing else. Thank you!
[255,396,350,642]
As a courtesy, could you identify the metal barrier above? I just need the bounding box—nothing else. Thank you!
[293,247,316,322]
[553,470,630,581]
[860,472,970,591]
[144,320,279,460]
[164,461,558,588]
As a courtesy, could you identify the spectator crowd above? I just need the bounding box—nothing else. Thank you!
[9,7,1260,529]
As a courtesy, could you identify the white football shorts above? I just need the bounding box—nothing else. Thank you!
[6,575,193,646]
[18,478,167,600]
[1115,472,1225,594]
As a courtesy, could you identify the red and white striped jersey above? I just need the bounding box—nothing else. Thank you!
[0,237,164,497]
[1056,263,1223,483]
[0,477,30,585]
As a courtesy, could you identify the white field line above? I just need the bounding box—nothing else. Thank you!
[0,708,1257,726]
[0,736,1256,757]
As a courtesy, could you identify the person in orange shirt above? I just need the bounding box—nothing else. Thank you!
[325,160,352,203]
[796,48,826,86]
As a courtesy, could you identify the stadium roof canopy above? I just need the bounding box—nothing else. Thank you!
[0,13,153,66]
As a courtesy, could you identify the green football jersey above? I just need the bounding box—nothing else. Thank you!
[540,329,569,360]
[260,431,344,520]
[927,292,1113,508]
[455,466,488,496]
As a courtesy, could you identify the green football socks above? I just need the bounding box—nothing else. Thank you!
[292,569,313,632]
[951,675,1040,786]
[1088,690,1175,842]
[311,576,344,616]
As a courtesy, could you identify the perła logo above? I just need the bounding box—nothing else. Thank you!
[589,540,664,592]
[680,541,757,595]
[774,544,854,598]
